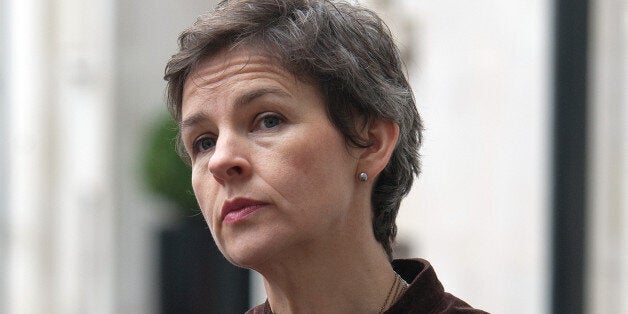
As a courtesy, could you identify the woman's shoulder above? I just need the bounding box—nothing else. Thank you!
[386,258,489,314]
[245,259,489,314]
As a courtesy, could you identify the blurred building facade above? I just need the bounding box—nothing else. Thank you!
[3,0,117,313]
[365,1,552,312]
[1,0,626,313]
[587,0,628,312]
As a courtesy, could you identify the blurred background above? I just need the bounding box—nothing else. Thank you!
[1,0,626,313]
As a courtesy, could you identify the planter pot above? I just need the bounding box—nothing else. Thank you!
[159,215,249,313]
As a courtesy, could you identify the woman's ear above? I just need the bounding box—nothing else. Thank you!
[357,119,399,180]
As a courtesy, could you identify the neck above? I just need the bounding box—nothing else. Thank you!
[254,225,398,313]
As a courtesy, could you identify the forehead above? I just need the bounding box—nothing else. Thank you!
[183,47,298,101]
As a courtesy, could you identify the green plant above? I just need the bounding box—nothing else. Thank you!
[143,114,198,214]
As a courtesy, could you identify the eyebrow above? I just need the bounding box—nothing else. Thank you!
[181,87,291,130]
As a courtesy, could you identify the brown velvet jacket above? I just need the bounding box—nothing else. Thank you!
[246,259,488,313]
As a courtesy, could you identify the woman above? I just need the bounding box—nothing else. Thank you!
[165,0,487,313]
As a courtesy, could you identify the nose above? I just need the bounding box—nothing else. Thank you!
[207,133,252,184]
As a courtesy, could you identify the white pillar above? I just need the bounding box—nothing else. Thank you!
[4,0,117,312]
[5,0,54,312]
[51,0,116,313]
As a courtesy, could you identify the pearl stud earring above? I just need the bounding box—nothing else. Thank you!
[358,172,368,182]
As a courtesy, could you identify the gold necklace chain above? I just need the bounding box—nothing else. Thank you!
[263,273,409,314]
[379,273,408,314]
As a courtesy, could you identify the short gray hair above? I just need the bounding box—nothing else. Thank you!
[164,0,422,260]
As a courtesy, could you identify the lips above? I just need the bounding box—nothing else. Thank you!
[221,198,268,224]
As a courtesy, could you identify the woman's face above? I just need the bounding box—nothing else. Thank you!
[180,48,362,268]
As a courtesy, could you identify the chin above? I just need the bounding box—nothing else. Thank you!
[218,229,289,270]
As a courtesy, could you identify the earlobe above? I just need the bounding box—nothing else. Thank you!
[357,119,399,180]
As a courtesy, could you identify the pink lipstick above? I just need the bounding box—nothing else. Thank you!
[221,198,268,224]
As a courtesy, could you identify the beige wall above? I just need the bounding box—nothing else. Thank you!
[365,1,552,313]
[588,0,628,313]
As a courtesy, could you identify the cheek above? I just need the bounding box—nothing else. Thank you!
[191,167,217,224]
[267,127,356,207]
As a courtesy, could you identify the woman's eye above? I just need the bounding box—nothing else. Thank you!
[194,137,216,152]
[261,115,283,129]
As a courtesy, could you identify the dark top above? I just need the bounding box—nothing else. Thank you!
[246,258,488,313]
